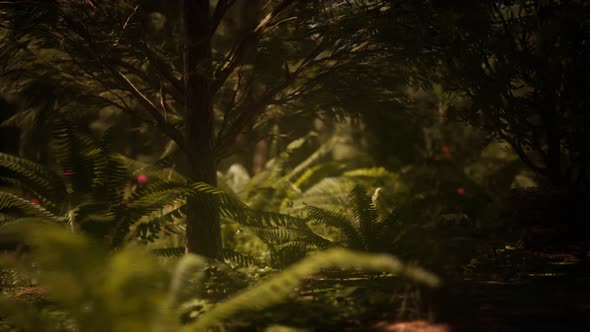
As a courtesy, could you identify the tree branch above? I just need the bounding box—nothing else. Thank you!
[117,72,186,152]
[211,0,296,94]
[213,49,337,158]
[210,0,237,39]
[498,131,547,175]
[140,43,184,101]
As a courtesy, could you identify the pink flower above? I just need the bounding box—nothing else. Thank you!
[63,169,74,176]
[456,187,465,195]
[31,198,40,205]
[137,174,148,184]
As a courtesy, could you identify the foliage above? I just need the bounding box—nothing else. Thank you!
[218,132,403,266]
[0,121,129,243]
[427,1,590,189]
[0,125,336,267]
[184,247,439,331]
[0,124,208,248]
[305,185,401,253]
[0,0,416,257]
[0,225,438,331]
[0,226,169,332]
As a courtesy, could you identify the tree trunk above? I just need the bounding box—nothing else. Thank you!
[182,0,222,259]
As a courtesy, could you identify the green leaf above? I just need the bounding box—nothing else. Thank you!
[185,248,439,331]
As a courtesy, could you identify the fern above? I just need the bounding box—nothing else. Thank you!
[131,206,186,242]
[305,186,403,253]
[305,204,365,250]
[222,249,264,267]
[241,226,309,244]
[0,225,439,331]
[0,192,63,222]
[152,247,185,257]
[269,240,317,267]
[0,153,66,208]
[0,123,141,246]
[343,167,396,181]
[214,136,399,266]
[350,185,379,248]
[52,120,96,193]
[183,248,440,331]
[168,254,207,309]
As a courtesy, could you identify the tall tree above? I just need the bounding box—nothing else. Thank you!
[428,1,590,190]
[0,0,380,258]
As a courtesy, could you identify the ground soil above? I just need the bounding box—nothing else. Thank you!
[364,251,590,332]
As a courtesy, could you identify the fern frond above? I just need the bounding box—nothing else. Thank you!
[168,254,207,308]
[350,186,378,247]
[280,135,337,184]
[305,205,364,250]
[127,185,191,210]
[243,135,309,196]
[368,211,402,252]
[0,192,62,222]
[292,161,344,192]
[126,181,185,203]
[151,247,185,257]
[52,120,95,193]
[90,135,129,203]
[131,206,185,242]
[379,211,402,238]
[241,226,308,244]
[242,210,300,228]
[293,177,354,209]
[343,167,395,180]
[127,155,188,184]
[0,176,60,213]
[222,249,263,267]
[269,240,318,267]
[184,248,440,331]
[0,152,65,203]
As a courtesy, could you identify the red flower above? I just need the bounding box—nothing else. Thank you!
[31,198,40,205]
[441,145,450,153]
[137,174,148,184]
[63,169,74,176]
[456,187,465,195]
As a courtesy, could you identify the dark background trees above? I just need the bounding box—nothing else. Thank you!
[430,0,590,191]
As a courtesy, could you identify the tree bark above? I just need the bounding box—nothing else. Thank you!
[182,0,222,259]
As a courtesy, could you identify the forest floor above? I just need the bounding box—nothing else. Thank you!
[245,249,590,331]
[355,250,590,332]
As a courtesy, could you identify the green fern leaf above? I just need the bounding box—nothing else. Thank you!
[305,205,364,250]
[350,186,378,247]
[184,248,439,331]
[151,247,185,257]
[222,249,263,267]
[168,254,207,308]
[0,192,62,222]
[0,153,66,204]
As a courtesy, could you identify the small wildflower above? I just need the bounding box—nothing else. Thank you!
[137,174,148,184]
[63,169,74,176]
[456,187,465,195]
[31,198,40,205]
